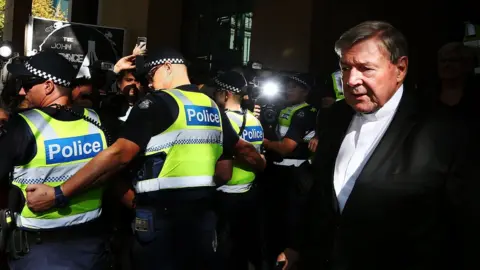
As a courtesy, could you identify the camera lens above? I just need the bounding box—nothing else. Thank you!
[261,105,277,124]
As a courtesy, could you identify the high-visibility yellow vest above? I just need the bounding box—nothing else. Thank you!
[217,110,263,193]
[277,102,310,139]
[133,89,223,194]
[12,108,107,230]
[275,103,314,167]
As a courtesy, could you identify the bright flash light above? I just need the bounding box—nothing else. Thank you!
[0,45,12,59]
[262,81,279,97]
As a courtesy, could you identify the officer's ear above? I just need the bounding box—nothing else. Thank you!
[226,91,233,102]
[44,80,55,95]
[164,62,173,76]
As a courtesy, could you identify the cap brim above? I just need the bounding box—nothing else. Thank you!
[7,62,34,77]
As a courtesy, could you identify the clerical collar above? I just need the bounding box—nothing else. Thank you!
[360,85,403,121]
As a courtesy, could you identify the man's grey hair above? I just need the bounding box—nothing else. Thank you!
[334,21,409,63]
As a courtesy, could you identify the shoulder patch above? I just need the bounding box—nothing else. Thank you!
[138,99,153,109]
[296,111,305,118]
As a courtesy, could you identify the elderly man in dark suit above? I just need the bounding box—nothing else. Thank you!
[277,21,480,270]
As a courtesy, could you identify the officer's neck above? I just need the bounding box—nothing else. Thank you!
[170,74,191,89]
[42,95,70,108]
[225,101,242,111]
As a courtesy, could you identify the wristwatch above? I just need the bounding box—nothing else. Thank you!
[54,186,69,208]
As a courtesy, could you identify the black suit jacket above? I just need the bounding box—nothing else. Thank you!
[299,89,479,270]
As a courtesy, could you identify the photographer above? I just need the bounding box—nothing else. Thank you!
[261,73,317,267]
[98,55,145,121]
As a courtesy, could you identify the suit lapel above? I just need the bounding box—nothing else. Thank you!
[322,102,355,214]
[340,90,420,214]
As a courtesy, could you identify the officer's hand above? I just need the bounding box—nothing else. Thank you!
[253,105,261,119]
[25,184,55,212]
[263,138,271,150]
[114,55,136,74]
[308,137,318,152]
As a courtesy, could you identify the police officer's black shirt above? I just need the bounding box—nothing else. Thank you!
[282,104,317,160]
[0,106,95,184]
[120,84,239,158]
[119,84,239,203]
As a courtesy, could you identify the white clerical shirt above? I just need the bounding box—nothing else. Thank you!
[334,86,404,212]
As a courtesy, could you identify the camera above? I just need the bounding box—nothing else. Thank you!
[261,104,278,124]
[248,78,284,126]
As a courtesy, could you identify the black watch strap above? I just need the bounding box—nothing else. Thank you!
[54,186,69,208]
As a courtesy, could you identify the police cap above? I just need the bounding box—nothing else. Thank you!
[214,71,247,95]
[7,50,76,87]
[144,47,186,69]
[286,73,313,91]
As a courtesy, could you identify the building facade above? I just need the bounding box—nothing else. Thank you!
[3,0,479,85]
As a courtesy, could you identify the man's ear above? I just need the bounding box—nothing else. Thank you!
[395,56,408,83]
[44,80,55,95]
[164,62,173,75]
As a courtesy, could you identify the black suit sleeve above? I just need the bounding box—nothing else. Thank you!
[447,125,480,268]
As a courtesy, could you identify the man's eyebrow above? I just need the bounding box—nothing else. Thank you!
[340,60,375,66]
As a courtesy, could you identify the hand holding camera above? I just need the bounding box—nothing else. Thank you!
[253,104,261,119]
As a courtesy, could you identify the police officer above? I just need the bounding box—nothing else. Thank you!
[24,48,266,270]
[261,73,317,266]
[0,50,109,269]
[213,71,264,270]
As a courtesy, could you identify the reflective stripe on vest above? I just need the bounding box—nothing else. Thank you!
[12,108,106,230]
[134,89,223,194]
[217,110,263,193]
[277,103,310,138]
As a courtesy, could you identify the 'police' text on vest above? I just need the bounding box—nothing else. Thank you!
[242,126,264,142]
[45,133,104,164]
[185,105,221,127]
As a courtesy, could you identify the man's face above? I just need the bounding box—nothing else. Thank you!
[118,72,141,93]
[285,81,307,104]
[214,91,227,108]
[340,37,407,113]
[438,50,467,80]
[0,108,8,127]
[18,78,51,108]
[72,85,94,108]
[150,64,173,90]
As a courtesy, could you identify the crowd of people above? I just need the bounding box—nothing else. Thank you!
[0,20,479,270]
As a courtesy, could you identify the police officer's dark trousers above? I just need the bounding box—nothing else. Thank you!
[8,223,108,270]
[132,194,217,270]
[216,185,264,270]
[262,162,312,268]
